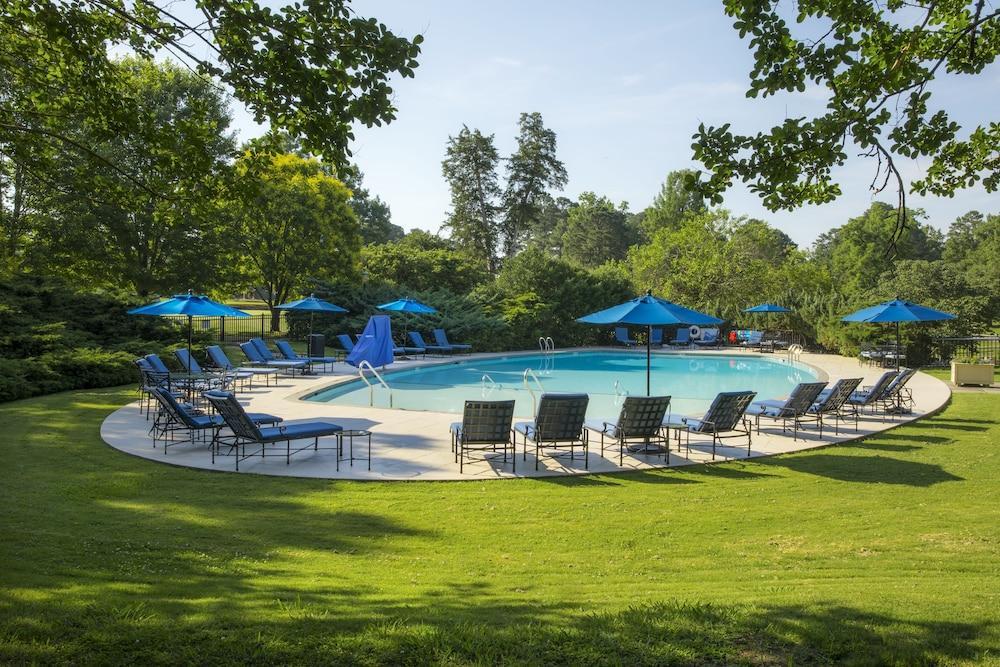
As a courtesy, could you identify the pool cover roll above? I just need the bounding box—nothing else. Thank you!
[347,315,395,369]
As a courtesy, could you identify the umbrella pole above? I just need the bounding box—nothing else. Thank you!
[895,321,901,371]
[187,314,193,370]
[310,312,314,340]
[647,324,651,396]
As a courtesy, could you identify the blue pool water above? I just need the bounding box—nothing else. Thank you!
[305,350,819,419]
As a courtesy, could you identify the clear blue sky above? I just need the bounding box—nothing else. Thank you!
[235,0,998,247]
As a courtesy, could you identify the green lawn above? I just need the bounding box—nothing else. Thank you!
[1,388,998,665]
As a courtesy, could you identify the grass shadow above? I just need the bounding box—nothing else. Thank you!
[760,453,963,486]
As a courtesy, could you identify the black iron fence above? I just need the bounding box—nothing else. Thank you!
[166,313,289,343]
[930,336,1000,366]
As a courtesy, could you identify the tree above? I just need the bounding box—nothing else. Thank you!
[342,171,403,245]
[561,193,636,266]
[692,1,999,245]
[501,112,568,257]
[361,242,487,294]
[640,169,706,237]
[1,0,422,190]
[441,126,502,271]
[234,153,361,329]
[31,59,237,295]
[524,194,574,255]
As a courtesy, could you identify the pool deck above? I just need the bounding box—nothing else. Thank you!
[101,347,951,481]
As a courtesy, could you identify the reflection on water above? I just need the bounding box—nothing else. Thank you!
[306,351,816,419]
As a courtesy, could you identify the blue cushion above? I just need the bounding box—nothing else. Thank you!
[257,421,342,442]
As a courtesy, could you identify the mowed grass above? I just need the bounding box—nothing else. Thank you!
[1,388,998,665]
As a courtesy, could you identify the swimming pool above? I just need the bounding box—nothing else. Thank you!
[305,350,819,419]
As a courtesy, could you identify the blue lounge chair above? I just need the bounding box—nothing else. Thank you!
[748,381,829,441]
[514,393,590,471]
[335,334,356,353]
[649,328,664,347]
[449,400,516,473]
[147,386,280,455]
[693,328,720,347]
[614,327,637,347]
[173,348,230,390]
[663,390,757,459]
[240,341,308,376]
[203,390,345,470]
[276,339,337,372]
[134,357,185,418]
[803,377,863,437]
[409,331,452,355]
[585,395,671,465]
[669,328,691,347]
[434,328,472,353]
[743,330,764,347]
[146,352,214,399]
[206,345,274,388]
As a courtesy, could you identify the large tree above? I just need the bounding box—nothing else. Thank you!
[441,126,501,271]
[234,153,361,329]
[640,169,707,237]
[561,193,637,267]
[501,112,567,258]
[692,1,999,246]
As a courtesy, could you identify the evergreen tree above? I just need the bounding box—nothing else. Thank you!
[441,126,501,271]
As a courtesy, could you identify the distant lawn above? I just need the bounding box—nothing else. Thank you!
[920,366,1000,386]
[1,389,998,664]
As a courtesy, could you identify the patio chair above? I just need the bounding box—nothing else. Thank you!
[693,328,720,347]
[250,338,310,373]
[449,400,516,473]
[434,328,472,353]
[145,353,214,402]
[203,390,344,471]
[742,330,764,347]
[845,370,899,416]
[514,393,590,471]
[393,341,426,359]
[336,334,356,353]
[205,345,273,388]
[240,340,308,376]
[275,339,338,373]
[147,386,281,454]
[134,357,182,418]
[747,381,829,441]
[874,367,917,415]
[669,328,691,347]
[173,348,228,390]
[649,328,664,347]
[663,390,757,459]
[408,331,453,355]
[585,395,671,465]
[614,327,637,347]
[802,377,863,437]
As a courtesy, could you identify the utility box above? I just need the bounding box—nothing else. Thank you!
[308,334,326,358]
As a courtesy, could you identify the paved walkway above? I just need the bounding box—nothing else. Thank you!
[101,348,951,481]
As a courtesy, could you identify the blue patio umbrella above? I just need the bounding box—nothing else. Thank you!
[842,299,956,370]
[744,303,791,313]
[376,297,438,314]
[276,293,348,339]
[129,290,249,361]
[577,291,723,395]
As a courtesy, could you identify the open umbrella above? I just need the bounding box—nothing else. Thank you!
[128,290,249,362]
[577,291,723,395]
[841,298,956,370]
[743,303,791,313]
[376,297,438,314]
[276,293,348,339]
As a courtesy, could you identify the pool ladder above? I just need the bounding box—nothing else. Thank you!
[523,368,544,415]
[613,379,628,406]
[358,360,392,407]
[481,373,501,396]
[538,336,555,354]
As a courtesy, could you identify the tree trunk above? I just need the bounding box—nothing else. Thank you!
[270,307,282,332]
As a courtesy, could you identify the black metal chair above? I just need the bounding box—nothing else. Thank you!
[514,393,590,471]
[748,381,829,441]
[846,370,899,419]
[802,377,863,437]
[203,390,343,470]
[147,386,280,454]
[664,390,757,459]
[874,367,917,416]
[450,400,516,473]
[585,395,672,465]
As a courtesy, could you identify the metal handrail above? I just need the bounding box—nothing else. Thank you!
[523,368,544,415]
[358,360,392,407]
[613,379,628,406]
[538,336,555,354]
[787,344,803,363]
[481,373,501,395]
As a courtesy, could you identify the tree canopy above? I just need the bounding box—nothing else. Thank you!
[441,126,502,271]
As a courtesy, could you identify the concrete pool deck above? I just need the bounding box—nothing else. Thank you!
[101,347,951,481]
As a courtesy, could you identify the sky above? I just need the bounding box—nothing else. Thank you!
[231,0,999,247]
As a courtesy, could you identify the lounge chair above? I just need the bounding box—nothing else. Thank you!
[173,348,229,390]
[336,334,356,353]
[693,328,720,347]
[874,367,917,415]
[203,390,344,471]
[434,328,472,353]
[250,338,310,373]
[649,328,664,347]
[514,393,590,470]
[408,331,453,355]
[206,345,274,388]
[449,400,516,473]
[276,339,338,373]
[147,386,280,455]
[614,327,637,347]
[146,352,214,400]
[802,377,863,437]
[742,330,764,348]
[240,341,308,376]
[663,390,757,459]
[845,370,899,415]
[134,357,183,418]
[669,328,691,347]
[747,381,829,441]
[585,395,671,465]
[394,342,425,359]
